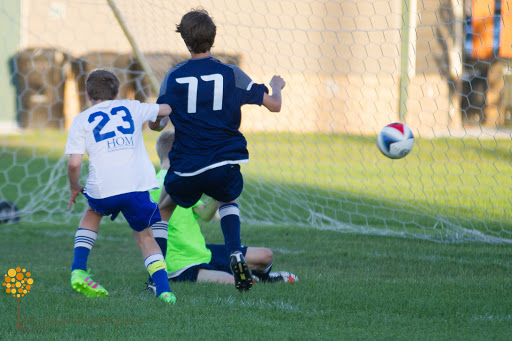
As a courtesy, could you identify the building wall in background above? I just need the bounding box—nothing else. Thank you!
[11,0,456,136]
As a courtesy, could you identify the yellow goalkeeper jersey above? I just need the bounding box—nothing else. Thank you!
[150,170,212,275]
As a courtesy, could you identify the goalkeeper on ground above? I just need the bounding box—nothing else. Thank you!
[147,131,298,290]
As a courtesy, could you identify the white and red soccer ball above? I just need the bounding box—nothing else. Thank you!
[377,122,414,159]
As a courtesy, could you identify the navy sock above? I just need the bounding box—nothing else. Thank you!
[72,247,91,271]
[151,269,170,296]
[151,221,168,258]
[219,203,242,254]
[71,228,97,271]
[252,264,273,282]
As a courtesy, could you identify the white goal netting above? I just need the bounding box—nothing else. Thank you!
[1,0,512,243]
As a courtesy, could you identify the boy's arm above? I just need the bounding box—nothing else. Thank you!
[67,153,84,210]
[148,104,172,131]
[192,199,219,222]
[262,75,286,112]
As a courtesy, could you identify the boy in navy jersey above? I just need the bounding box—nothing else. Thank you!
[147,131,298,292]
[155,8,286,292]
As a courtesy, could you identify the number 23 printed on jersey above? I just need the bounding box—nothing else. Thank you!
[88,106,134,143]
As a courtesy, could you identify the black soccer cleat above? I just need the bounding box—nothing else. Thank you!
[229,251,253,292]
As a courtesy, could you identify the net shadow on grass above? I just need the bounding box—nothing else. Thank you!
[2,137,512,243]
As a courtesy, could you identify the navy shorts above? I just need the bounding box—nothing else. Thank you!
[164,164,243,208]
[169,245,248,282]
[85,191,161,232]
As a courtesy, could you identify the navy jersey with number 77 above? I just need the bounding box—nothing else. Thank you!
[157,56,268,176]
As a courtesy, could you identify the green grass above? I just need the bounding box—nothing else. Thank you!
[2,130,512,339]
[1,220,512,340]
[2,130,512,241]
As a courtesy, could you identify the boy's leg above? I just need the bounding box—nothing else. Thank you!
[245,247,273,282]
[157,188,178,222]
[215,202,253,292]
[195,244,244,285]
[151,219,169,257]
[71,207,101,271]
[134,228,176,304]
[196,269,234,284]
[120,191,174,302]
[153,191,177,258]
[203,165,244,256]
[148,218,169,290]
[245,247,298,284]
[218,200,242,254]
[70,206,108,297]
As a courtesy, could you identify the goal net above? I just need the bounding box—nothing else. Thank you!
[1,0,511,243]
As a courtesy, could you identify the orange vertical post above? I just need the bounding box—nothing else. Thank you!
[472,0,495,59]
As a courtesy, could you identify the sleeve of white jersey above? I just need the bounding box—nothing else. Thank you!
[64,115,86,155]
[137,102,160,123]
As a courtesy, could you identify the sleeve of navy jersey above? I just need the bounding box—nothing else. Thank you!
[228,64,269,106]
[156,57,268,175]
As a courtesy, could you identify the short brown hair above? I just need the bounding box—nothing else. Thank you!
[176,8,216,53]
[156,130,175,163]
[86,69,119,101]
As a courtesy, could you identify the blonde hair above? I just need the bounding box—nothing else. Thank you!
[156,130,175,163]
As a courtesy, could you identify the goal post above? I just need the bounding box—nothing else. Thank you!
[105,0,160,96]
[1,0,512,243]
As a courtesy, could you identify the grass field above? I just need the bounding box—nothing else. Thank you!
[1,220,512,340]
[2,130,512,241]
[1,130,512,339]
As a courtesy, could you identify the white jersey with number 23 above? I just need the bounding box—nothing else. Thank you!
[65,99,159,199]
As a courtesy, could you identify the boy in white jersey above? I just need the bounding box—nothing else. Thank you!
[148,131,298,288]
[65,69,175,304]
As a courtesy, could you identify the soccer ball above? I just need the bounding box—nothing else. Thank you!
[377,122,414,159]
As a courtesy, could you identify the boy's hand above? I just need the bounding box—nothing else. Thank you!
[68,185,84,210]
[193,197,219,222]
[148,116,170,131]
[269,75,286,90]
[159,116,170,127]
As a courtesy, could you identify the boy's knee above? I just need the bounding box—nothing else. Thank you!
[262,248,273,266]
[247,247,273,269]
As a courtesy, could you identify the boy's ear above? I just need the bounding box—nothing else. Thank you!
[86,92,91,102]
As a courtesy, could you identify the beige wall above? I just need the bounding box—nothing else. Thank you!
[20,0,452,137]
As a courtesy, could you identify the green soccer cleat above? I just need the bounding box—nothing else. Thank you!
[71,269,108,298]
[158,291,176,304]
